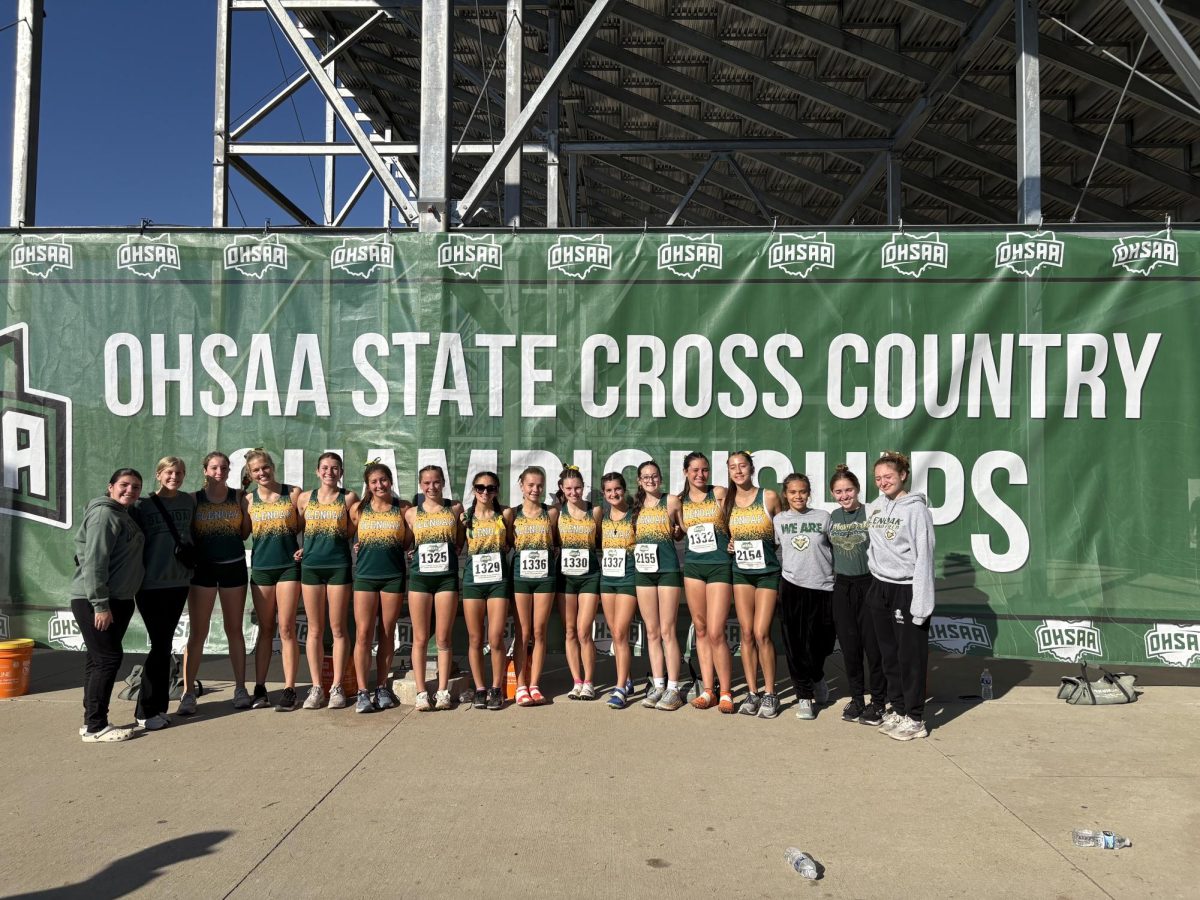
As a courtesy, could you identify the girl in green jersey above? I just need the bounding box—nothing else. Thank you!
[507,466,559,706]
[555,465,603,701]
[460,470,510,710]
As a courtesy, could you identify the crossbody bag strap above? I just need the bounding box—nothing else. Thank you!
[150,494,187,551]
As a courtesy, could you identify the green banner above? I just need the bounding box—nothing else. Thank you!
[2,227,1198,668]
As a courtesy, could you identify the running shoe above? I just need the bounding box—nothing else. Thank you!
[486,687,503,710]
[877,710,904,735]
[177,692,197,716]
[888,716,928,741]
[739,692,761,716]
[567,683,583,700]
[302,685,325,710]
[814,679,830,704]
[374,686,398,710]
[232,685,252,710]
[81,724,133,743]
[642,685,665,709]
[274,686,298,712]
[607,688,628,709]
[578,683,596,701]
[861,701,885,727]
[654,688,685,711]
[691,689,716,710]
[414,691,433,711]
[136,714,170,731]
[473,688,487,709]
[251,684,271,709]
[435,689,453,710]
[355,690,376,714]
[718,693,736,714]
[794,698,816,720]
[841,698,864,723]
[757,693,780,719]
[328,685,348,709]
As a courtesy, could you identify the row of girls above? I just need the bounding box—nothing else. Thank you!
[69,448,935,742]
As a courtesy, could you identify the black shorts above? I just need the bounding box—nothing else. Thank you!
[191,559,249,588]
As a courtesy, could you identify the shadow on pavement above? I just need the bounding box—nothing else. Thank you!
[6,830,233,899]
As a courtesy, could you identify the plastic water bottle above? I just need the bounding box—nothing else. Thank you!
[980,668,993,701]
[783,848,818,879]
[1072,829,1131,849]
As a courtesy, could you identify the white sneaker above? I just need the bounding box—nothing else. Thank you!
[231,685,252,709]
[435,689,452,710]
[794,698,815,720]
[327,685,348,709]
[302,685,325,710]
[136,714,170,731]
[414,691,432,711]
[888,716,928,741]
[878,710,904,735]
[81,724,133,743]
[177,692,197,716]
[814,679,830,703]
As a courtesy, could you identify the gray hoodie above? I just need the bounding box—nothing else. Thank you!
[69,497,146,611]
[865,492,935,624]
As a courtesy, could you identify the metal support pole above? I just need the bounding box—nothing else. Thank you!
[419,0,452,232]
[1123,0,1200,109]
[504,0,524,226]
[567,153,578,227]
[545,6,560,228]
[323,32,337,226]
[1015,0,1042,225]
[212,0,231,226]
[666,154,720,226]
[886,152,902,224]
[9,0,43,227]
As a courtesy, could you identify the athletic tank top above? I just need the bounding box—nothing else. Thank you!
[558,503,597,578]
[462,513,507,587]
[303,488,351,568]
[412,500,458,576]
[633,500,680,573]
[681,487,730,565]
[512,503,554,581]
[727,488,780,575]
[248,485,299,571]
[192,487,244,564]
[354,499,406,580]
[601,508,635,581]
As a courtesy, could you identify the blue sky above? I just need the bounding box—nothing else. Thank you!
[0,1,389,227]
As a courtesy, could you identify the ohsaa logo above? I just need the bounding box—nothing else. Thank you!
[48,610,86,650]
[724,620,743,653]
[438,234,502,279]
[768,232,836,278]
[117,234,180,279]
[0,612,9,640]
[10,234,73,279]
[171,615,190,655]
[929,616,993,654]
[0,323,73,528]
[995,231,1064,277]
[1112,230,1178,276]
[657,233,722,279]
[395,616,413,655]
[547,234,612,280]
[483,618,517,655]
[331,235,394,279]
[223,234,288,279]
[1035,619,1103,663]
[1144,623,1200,667]
[881,232,948,278]
[593,618,645,655]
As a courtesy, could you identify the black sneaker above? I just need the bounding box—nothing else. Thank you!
[842,698,864,723]
[473,688,487,710]
[486,687,503,710]
[274,686,298,712]
[250,684,270,709]
[860,700,884,727]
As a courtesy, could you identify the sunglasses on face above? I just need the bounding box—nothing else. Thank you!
[474,484,498,493]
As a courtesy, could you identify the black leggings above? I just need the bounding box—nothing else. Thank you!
[135,587,189,719]
[778,580,836,700]
[72,597,135,732]
[867,578,931,721]
[831,574,885,703]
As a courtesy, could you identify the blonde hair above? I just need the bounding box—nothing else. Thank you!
[242,449,275,489]
[155,456,186,477]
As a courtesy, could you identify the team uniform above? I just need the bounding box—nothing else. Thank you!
[632,502,682,588]
[353,500,406,594]
[248,486,300,586]
[301,489,352,585]
[462,514,509,601]
[681,488,732,584]
[557,505,600,595]
[727,489,781,589]
[829,505,885,713]
[511,504,556,595]
[191,487,248,588]
[409,501,459,594]
[600,509,637,598]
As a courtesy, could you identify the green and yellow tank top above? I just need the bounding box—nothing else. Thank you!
[727,488,780,575]
[681,487,729,565]
[303,488,351,568]
[512,503,554,581]
[248,485,298,571]
[355,500,405,580]
[633,501,680,574]
[412,500,458,576]
[193,488,245,564]
[558,504,597,578]
[601,508,636,582]
[463,513,507,587]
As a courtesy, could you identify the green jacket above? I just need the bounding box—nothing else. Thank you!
[69,497,145,611]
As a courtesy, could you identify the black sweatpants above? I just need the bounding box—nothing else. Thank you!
[778,579,836,701]
[71,597,136,733]
[867,577,930,721]
[831,573,885,704]
[135,586,189,719]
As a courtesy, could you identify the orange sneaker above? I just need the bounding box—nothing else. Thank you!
[718,692,736,714]
[691,689,716,710]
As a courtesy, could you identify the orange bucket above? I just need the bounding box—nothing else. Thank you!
[505,658,517,700]
[320,654,358,695]
[0,639,34,698]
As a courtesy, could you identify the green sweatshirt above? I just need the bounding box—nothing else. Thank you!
[136,492,196,590]
[69,497,146,611]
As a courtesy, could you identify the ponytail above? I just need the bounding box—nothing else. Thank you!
[829,463,860,492]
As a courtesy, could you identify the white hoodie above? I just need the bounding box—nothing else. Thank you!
[865,492,935,624]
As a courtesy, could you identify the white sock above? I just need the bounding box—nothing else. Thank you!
[653,677,666,689]
[667,680,679,691]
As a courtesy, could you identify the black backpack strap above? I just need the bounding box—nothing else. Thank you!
[1099,665,1136,702]
[151,494,186,552]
